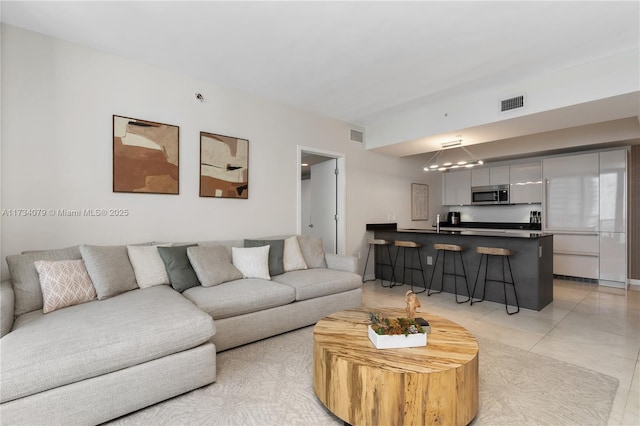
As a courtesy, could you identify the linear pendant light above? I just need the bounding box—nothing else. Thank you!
[423,139,483,172]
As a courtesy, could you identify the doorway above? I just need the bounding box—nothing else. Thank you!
[297,146,345,255]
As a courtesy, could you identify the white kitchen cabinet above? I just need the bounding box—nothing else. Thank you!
[553,233,600,279]
[599,150,626,233]
[543,153,599,232]
[489,166,510,185]
[599,149,627,288]
[471,168,490,187]
[471,166,510,187]
[600,232,626,287]
[510,162,542,204]
[443,170,471,206]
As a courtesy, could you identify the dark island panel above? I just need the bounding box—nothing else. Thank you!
[372,230,554,311]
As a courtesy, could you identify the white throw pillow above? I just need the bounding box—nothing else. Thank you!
[34,259,97,313]
[283,236,308,272]
[127,244,171,288]
[232,245,271,280]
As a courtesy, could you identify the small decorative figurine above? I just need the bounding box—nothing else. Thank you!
[405,290,421,319]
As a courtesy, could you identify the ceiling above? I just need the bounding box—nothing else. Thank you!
[2,1,639,160]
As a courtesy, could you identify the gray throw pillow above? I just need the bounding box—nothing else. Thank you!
[80,245,138,300]
[297,236,327,269]
[187,246,242,287]
[244,239,285,276]
[6,246,82,316]
[157,245,201,292]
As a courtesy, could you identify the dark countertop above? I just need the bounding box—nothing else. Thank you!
[436,221,542,231]
[399,228,551,239]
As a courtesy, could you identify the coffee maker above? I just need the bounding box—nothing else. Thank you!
[447,211,461,226]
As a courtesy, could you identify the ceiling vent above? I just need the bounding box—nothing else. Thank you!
[500,95,525,112]
[350,129,364,144]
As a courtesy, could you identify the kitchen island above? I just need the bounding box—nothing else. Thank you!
[369,227,553,311]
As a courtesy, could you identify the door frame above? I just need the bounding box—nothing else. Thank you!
[297,145,346,255]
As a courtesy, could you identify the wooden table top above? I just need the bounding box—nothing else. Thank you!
[313,308,479,425]
[313,307,478,373]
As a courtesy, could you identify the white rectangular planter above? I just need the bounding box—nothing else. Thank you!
[367,325,427,349]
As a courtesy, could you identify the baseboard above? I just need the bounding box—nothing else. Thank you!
[363,273,376,282]
[629,279,640,291]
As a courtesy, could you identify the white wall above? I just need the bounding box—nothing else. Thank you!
[0,25,436,278]
[365,49,640,149]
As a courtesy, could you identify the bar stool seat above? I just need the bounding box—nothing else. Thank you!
[362,239,396,287]
[471,246,520,315]
[428,243,471,303]
[393,240,426,293]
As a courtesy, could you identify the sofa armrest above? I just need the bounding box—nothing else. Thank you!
[325,253,359,275]
[1,279,15,337]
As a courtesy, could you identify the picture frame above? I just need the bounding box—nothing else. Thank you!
[113,115,179,194]
[411,183,429,221]
[199,131,249,199]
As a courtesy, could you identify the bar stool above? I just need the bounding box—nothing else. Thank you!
[393,240,426,293]
[362,239,396,287]
[471,246,520,315]
[427,244,471,303]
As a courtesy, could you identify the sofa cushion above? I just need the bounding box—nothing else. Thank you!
[157,245,201,292]
[0,285,215,403]
[34,259,97,313]
[187,245,242,287]
[127,244,171,288]
[297,236,327,268]
[182,279,295,320]
[232,246,271,280]
[272,269,361,301]
[244,239,285,276]
[283,236,307,272]
[80,245,138,300]
[6,246,82,316]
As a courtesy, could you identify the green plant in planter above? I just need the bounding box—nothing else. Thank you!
[369,312,425,336]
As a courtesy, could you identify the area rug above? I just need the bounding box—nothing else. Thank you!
[109,327,619,425]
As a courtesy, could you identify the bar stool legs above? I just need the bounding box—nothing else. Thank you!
[427,244,471,303]
[471,247,520,315]
[362,239,396,287]
[393,241,426,293]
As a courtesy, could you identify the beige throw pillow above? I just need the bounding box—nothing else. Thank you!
[127,244,171,288]
[297,236,327,268]
[34,260,97,313]
[283,236,308,272]
[187,245,243,287]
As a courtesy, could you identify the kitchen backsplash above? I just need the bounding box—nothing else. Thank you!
[443,204,542,224]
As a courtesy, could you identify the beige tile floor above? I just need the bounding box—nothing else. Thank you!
[362,279,640,425]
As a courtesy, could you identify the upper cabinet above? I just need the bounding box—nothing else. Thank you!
[509,162,542,204]
[489,166,510,185]
[471,166,510,187]
[443,170,471,206]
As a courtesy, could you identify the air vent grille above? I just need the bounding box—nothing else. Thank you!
[350,129,364,143]
[501,95,525,112]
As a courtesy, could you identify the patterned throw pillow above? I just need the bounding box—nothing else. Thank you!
[34,260,97,313]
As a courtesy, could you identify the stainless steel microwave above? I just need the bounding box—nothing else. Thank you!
[471,185,510,205]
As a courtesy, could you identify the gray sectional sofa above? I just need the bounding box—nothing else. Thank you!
[0,235,361,425]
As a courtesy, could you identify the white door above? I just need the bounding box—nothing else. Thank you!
[308,159,337,254]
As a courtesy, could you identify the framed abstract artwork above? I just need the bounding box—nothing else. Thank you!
[112,115,179,194]
[411,183,429,221]
[199,131,249,199]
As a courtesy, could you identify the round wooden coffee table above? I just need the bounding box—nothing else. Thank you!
[313,308,478,426]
